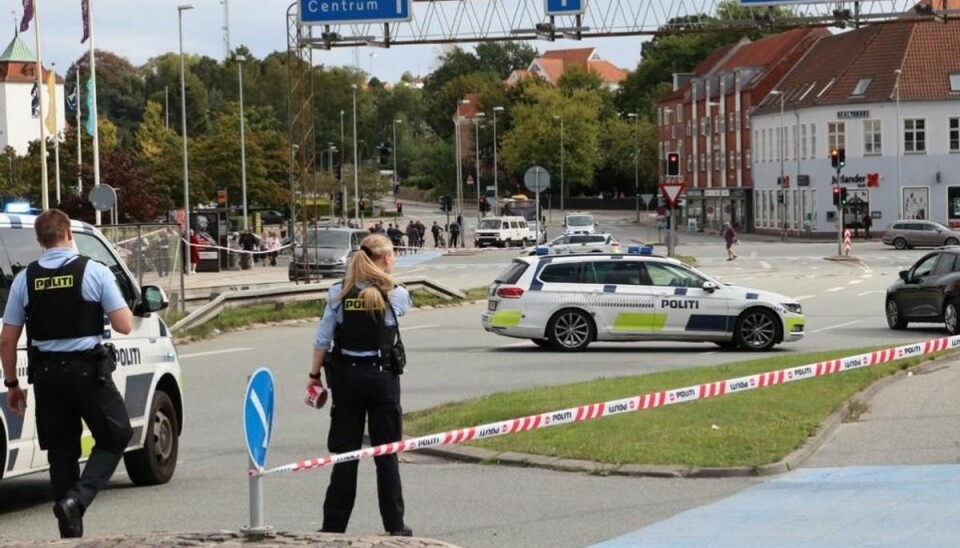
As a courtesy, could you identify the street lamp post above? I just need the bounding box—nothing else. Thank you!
[474,112,485,223]
[555,114,565,214]
[392,118,402,212]
[455,99,470,217]
[178,4,194,274]
[492,106,504,215]
[352,84,360,225]
[770,90,786,240]
[628,113,640,224]
[236,54,249,229]
[339,109,346,221]
[894,69,903,220]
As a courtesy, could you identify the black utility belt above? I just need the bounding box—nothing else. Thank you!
[334,354,393,370]
[27,344,116,384]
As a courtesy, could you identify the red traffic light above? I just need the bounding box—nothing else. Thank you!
[666,152,680,176]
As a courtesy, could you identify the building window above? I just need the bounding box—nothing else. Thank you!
[904,118,926,154]
[801,124,808,159]
[792,125,798,161]
[950,73,960,92]
[810,124,817,159]
[744,113,751,129]
[699,153,705,172]
[863,119,882,156]
[671,126,676,140]
[828,121,846,155]
[950,118,959,152]
[746,149,751,169]
[677,105,684,123]
[851,76,873,96]
[687,154,693,172]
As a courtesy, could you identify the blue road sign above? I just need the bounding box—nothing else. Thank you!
[244,368,275,470]
[545,0,586,16]
[300,0,413,26]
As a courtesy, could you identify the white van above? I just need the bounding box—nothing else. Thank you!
[564,212,597,235]
[475,216,530,248]
[1,214,183,486]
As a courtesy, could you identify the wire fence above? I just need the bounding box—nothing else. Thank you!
[99,223,186,318]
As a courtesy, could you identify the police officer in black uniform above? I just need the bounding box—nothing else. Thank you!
[1,209,134,538]
[309,233,412,537]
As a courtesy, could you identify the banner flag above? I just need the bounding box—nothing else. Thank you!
[85,78,95,136]
[81,0,90,43]
[19,0,34,33]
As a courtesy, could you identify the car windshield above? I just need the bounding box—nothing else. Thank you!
[569,235,606,244]
[479,219,502,230]
[305,230,350,248]
[567,215,593,226]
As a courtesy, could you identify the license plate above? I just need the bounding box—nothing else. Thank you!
[487,301,498,312]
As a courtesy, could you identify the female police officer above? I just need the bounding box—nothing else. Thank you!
[308,233,413,537]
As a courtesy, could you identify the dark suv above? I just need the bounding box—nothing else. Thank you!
[886,248,960,334]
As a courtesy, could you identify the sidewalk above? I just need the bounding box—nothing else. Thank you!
[0,531,459,547]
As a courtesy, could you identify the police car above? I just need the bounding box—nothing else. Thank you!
[482,246,805,351]
[0,214,183,485]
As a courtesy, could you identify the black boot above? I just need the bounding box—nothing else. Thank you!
[53,498,84,538]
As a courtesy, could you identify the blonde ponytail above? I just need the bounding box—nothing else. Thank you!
[340,233,395,316]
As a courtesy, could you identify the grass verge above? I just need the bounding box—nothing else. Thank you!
[405,346,956,469]
[177,286,488,341]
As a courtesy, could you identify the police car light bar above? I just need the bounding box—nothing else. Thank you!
[627,245,654,255]
[536,245,550,256]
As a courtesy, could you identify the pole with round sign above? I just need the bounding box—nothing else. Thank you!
[524,166,550,244]
[242,368,275,537]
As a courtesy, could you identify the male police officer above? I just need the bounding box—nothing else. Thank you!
[1,209,134,538]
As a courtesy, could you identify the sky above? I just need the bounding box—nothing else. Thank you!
[8,0,648,82]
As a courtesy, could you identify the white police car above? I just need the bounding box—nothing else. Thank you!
[0,214,183,485]
[482,246,805,351]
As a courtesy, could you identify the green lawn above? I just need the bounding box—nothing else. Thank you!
[405,346,952,469]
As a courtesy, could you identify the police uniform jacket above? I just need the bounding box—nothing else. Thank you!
[314,282,411,357]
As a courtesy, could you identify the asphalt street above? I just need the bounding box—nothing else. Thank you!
[1,209,958,546]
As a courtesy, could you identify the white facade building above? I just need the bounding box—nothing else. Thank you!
[0,32,66,155]
[750,19,960,236]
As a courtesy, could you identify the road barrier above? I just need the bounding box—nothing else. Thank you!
[843,229,852,256]
[252,336,959,476]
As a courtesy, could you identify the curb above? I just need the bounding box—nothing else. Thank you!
[415,355,951,479]
[0,531,460,547]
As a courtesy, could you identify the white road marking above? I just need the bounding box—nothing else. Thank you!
[858,290,886,297]
[848,279,864,285]
[404,324,440,331]
[826,286,846,292]
[760,261,772,270]
[809,320,863,334]
[794,295,815,301]
[180,348,252,359]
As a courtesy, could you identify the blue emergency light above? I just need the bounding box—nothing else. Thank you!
[536,245,550,256]
[627,245,654,255]
[4,202,31,214]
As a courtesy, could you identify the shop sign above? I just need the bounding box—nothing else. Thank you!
[703,189,731,197]
[832,173,868,187]
[837,110,870,119]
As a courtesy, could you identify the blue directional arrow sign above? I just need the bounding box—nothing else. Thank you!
[545,0,586,16]
[300,0,413,26]
[244,368,275,471]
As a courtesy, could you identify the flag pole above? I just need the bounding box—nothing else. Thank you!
[86,0,102,225]
[51,63,60,205]
[31,0,49,210]
[76,69,82,196]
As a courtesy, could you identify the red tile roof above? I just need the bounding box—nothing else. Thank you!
[900,20,960,100]
[510,47,626,86]
[717,28,828,73]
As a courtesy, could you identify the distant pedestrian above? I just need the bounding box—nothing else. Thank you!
[456,215,465,248]
[449,221,460,248]
[431,221,441,247]
[415,220,426,248]
[722,221,738,261]
[862,212,872,240]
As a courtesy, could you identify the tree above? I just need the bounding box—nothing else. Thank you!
[68,50,146,148]
[59,150,161,223]
[135,101,183,210]
[474,41,539,80]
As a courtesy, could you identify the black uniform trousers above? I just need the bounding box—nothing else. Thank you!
[322,358,405,533]
[33,374,133,509]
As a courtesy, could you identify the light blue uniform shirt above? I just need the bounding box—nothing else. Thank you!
[3,248,129,352]
[314,282,411,357]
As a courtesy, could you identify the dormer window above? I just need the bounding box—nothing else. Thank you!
[852,76,873,96]
[950,72,960,92]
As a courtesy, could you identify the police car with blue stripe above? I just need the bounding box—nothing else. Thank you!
[482,245,805,351]
[0,214,183,485]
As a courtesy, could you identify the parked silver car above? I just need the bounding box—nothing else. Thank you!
[288,228,368,281]
[882,220,960,250]
[520,233,621,256]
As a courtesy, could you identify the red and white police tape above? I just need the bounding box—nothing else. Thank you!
[251,335,959,476]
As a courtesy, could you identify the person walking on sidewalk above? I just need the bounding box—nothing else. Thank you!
[431,221,441,248]
[722,221,738,261]
[308,233,413,537]
[862,212,873,240]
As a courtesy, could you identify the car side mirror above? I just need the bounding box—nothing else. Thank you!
[138,285,169,314]
[702,281,718,293]
[899,270,908,281]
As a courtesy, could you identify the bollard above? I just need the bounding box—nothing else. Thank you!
[843,228,852,256]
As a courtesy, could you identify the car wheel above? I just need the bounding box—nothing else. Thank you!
[945,302,960,335]
[947,237,959,246]
[893,237,908,250]
[733,308,780,351]
[886,298,908,330]
[124,391,179,486]
[547,309,594,352]
[0,424,6,480]
[531,338,552,349]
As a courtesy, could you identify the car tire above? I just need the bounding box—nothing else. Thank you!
[886,298,908,330]
[733,308,780,351]
[945,301,960,335]
[893,237,908,250]
[0,424,6,480]
[124,390,179,486]
[547,308,594,352]
[531,339,552,349]
[947,238,959,246]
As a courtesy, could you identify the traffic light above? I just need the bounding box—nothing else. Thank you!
[832,185,841,207]
[830,149,840,169]
[838,148,846,168]
[666,152,680,177]
[335,192,344,212]
[359,199,367,211]
[377,141,392,165]
[441,196,452,212]
[840,187,848,207]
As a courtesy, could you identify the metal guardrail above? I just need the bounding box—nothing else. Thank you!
[170,277,467,333]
